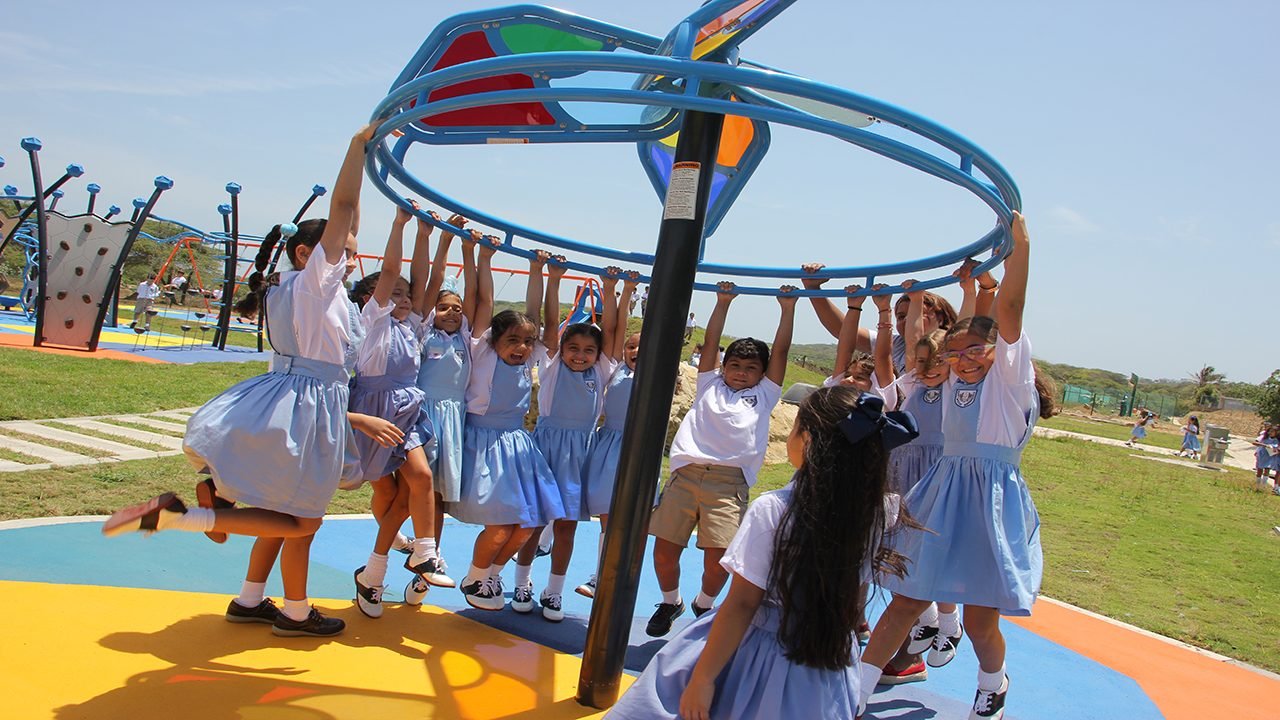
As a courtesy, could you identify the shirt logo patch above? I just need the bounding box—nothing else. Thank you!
[521,367,532,381]
[584,380,597,393]
[924,388,942,404]
[742,395,758,408]
[454,349,466,361]
[955,389,978,408]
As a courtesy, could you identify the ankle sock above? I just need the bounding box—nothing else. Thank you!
[977,663,1007,691]
[694,591,715,609]
[464,564,488,586]
[362,553,389,586]
[917,602,939,627]
[169,507,215,532]
[661,588,682,605]
[514,563,533,588]
[488,562,506,580]
[938,608,961,637]
[858,663,881,707]
[282,598,310,622]
[410,537,437,563]
[236,581,266,608]
[547,573,566,595]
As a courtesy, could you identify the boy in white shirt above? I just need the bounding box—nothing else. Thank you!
[645,281,797,637]
[131,275,160,330]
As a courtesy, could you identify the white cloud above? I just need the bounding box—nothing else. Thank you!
[1046,205,1099,235]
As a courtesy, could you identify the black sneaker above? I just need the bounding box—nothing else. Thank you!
[461,577,505,611]
[691,601,712,618]
[353,566,385,619]
[645,601,685,637]
[906,621,940,655]
[540,591,564,623]
[511,583,535,614]
[405,555,455,588]
[272,607,345,637]
[225,597,279,624]
[969,674,1009,720]
[575,575,597,599]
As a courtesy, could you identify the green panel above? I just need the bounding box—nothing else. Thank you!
[498,24,605,54]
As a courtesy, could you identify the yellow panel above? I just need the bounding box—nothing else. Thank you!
[0,581,628,719]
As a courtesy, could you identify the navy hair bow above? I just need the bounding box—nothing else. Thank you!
[839,393,920,451]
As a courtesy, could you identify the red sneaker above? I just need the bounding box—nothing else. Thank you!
[880,658,928,685]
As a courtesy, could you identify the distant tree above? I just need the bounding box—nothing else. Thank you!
[1257,370,1280,423]
[1189,364,1226,408]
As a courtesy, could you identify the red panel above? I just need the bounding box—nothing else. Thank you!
[420,31,555,127]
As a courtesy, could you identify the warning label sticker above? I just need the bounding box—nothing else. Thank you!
[662,161,701,221]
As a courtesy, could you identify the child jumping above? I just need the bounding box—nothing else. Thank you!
[645,281,796,637]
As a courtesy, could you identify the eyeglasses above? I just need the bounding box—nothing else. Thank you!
[938,344,996,364]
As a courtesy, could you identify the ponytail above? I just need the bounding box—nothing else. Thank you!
[233,219,326,318]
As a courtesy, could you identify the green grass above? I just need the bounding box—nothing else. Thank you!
[41,421,173,452]
[0,429,114,459]
[0,447,44,465]
[0,348,265,420]
[97,418,185,438]
[1040,414,1184,451]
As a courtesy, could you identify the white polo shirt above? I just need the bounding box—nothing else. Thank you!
[668,370,782,485]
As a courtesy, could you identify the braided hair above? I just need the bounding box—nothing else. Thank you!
[233,219,326,318]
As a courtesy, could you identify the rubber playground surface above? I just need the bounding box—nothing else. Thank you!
[0,307,262,364]
[1,516,1275,719]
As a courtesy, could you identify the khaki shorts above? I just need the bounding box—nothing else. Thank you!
[649,463,748,549]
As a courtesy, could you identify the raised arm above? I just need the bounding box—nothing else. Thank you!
[542,255,566,354]
[599,267,620,356]
[373,205,411,307]
[801,263,844,339]
[612,271,639,360]
[461,228,480,325]
[701,282,736,374]
[319,125,375,264]
[767,285,798,387]
[471,234,498,338]
[420,213,467,316]
[407,208,440,315]
[975,267,998,318]
[871,285,895,384]
[902,280,927,373]
[834,285,866,380]
[954,259,979,321]
[526,249,548,327]
[995,211,1029,342]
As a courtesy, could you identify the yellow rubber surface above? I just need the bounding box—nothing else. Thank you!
[0,580,628,719]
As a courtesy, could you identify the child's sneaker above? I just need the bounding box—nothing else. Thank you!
[645,601,685,637]
[404,576,429,606]
[225,598,279,624]
[928,627,964,668]
[906,621,940,655]
[880,658,927,685]
[969,674,1009,720]
[405,555,455,588]
[102,492,187,537]
[540,590,564,623]
[272,607,345,637]
[575,574,597,599]
[391,532,415,555]
[511,583,535,614]
[353,566,385,619]
[194,478,232,544]
[691,600,713,618]
[461,577,505,611]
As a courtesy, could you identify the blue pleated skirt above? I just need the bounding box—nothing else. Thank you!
[882,455,1042,615]
[1131,425,1148,439]
[1256,447,1279,470]
[1181,434,1201,452]
[532,422,594,521]
[423,397,465,503]
[607,605,861,720]
[582,426,623,517]
[887,440,943,496]
[453,420,566,528]
[183,370,357,519]
[347,384,433,487]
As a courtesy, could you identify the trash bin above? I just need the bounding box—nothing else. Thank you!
[1204,424,1230,464]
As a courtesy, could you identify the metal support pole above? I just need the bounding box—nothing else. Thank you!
[24,139,49,348]
[577,105,725,709]
[216,186,240,350]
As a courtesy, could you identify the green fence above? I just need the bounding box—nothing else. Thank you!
[1061,383,1185,417]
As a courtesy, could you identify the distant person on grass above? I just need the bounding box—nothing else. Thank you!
[1125,411,1153,447]
[1251,426,1279,492]
[1177,415,1201,459]
[131,275,160,330]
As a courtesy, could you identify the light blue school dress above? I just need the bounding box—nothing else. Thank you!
[1255,437,1279,470]
[887,382,944,496]
[183,274,362,519]
[533,362,604,521]
[416,316,470,503]
[348,316,432,485]
[1181,425,1201,453]
[582,365,634,517]
[882,378,1043,616]
[454,359,565,527]
[1131,423,1148,440]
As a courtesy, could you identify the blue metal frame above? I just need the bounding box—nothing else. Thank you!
[367,5,1020,297]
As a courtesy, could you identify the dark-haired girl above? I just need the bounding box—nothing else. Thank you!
[860,212,1049,720]
[607,387,918,720]
[453,241,565,611]
[511,261,621,622]
[102,125,384,638]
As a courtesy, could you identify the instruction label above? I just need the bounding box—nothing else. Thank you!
[662,161,701,221]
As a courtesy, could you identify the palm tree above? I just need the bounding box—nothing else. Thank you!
[1189,365,1225,408]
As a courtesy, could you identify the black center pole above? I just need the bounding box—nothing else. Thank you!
[576,105,725,709]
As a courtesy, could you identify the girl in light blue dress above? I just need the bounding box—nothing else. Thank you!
[510,261,622,622]
[453,241,565,611]
[1178,416,1201,458]
[575,272,641,599]
[103,125,384,639]
[859,212,1053,720]
[1252,426,1279,491]
[349,201,459,620]
[608,387,918,720]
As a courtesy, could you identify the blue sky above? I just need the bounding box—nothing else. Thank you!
[2,1,1276,382]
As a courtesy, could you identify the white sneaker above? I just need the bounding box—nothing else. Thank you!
[575,574,597,599]
[391,532,415,555]
[927,626,964,668]
[906,621,940,655]
[461,576,504,611]
[404,575,430,606]
[541,590,565,623]
[512,583,535,614]
[353,566,385,619]
[969,674,1009,720]
[405,555,456,588]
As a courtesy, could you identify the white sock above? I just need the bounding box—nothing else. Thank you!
[514,563,533,588]
[938,608,961,637]
[694,590,715,609]
[282,598,310,622]
[858,663,882,707]
[917,602,939,627]
[168,507,215,532]
[661,588,682,605]
[410,537,438,562]
[547,573,566,596]
[488,562,506,579]
[362,552,389,586]
[977,663,1007,691]
[538,525,554,547]
[464,564,488,586]
[236,581,266,608]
